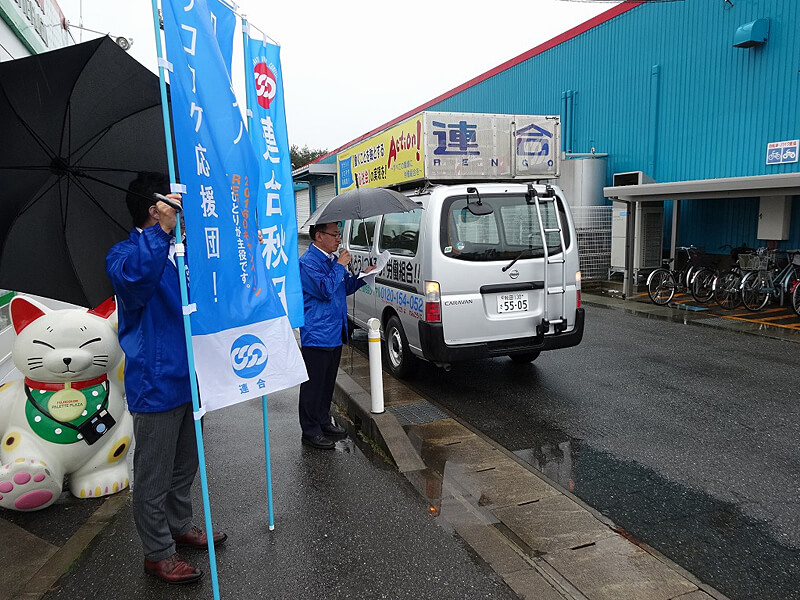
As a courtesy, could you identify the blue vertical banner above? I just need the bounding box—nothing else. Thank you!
[243,35,304,328]
[210,0,236,77]
[162,0,306,412]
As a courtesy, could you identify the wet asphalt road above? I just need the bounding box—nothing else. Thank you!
[354,304,800,600]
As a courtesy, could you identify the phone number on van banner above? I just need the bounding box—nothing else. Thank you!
[377,286,424,316]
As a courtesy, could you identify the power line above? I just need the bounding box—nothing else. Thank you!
[0,39,17,60]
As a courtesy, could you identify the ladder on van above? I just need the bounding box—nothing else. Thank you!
[531,184,568,337]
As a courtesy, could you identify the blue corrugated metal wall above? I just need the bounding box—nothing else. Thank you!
[429,0,800,250]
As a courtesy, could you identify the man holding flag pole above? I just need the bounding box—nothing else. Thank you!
[107,176,227,585]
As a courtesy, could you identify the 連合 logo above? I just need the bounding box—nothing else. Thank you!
[230,334,268,379]
[253,63,277,109]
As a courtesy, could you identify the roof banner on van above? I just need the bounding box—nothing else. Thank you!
[336,112,560,192]
[337,115,424,193]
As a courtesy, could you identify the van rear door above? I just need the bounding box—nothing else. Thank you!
[434,190,577,346]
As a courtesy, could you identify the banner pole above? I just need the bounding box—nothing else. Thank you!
[149,2,222,597]
[240,16,277,532]
[261,395,275,530]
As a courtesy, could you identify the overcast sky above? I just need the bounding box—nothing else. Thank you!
[58,0,618,152]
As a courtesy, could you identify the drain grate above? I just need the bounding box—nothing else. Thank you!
[388,401,450,425]
[695,317,749,329]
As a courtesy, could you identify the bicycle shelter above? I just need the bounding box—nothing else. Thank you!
[604,172,800,299]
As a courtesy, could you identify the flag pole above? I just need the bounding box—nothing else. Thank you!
[240,17,277,531]
[149,1,222,597]
[261,395,275,530]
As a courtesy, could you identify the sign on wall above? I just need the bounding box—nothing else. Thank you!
[766,139,799,165]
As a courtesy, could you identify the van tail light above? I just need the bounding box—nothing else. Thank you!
[425,280,441,323]
[575,270,582,308]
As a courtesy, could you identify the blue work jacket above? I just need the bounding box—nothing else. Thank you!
[299,244,365,348]
[106,225,192,413]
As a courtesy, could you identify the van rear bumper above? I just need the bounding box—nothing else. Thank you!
[418,308,585,363]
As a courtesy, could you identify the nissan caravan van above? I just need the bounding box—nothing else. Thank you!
[333,111,584,376]
[343,181,584,377]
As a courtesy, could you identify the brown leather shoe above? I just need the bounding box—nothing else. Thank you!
[174,525,228,549]
[144,553,203,584]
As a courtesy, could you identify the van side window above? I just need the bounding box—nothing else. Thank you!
[379,209,422,257]
[349,217,378,250]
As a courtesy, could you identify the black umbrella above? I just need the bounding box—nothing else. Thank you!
[304,187,420,227]
[0,37,169,308]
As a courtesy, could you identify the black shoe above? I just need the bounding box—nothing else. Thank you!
[302,434,335,450]
[173,526,227,549]
[321,422,347,439]
[144,553,203,584]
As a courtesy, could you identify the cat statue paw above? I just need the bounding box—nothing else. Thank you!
[0,296,132,511]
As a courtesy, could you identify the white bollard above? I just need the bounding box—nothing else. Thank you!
[367,318,385,414]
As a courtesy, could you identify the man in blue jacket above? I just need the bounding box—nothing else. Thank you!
[298,222,375,450]
[106,173,225,585]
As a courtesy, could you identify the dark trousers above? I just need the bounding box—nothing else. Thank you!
[298,345,343,438]
[131,402,199,561]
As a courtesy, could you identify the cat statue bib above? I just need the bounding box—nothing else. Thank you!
[0,296,133,511]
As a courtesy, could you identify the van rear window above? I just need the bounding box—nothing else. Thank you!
[440,194,569,262]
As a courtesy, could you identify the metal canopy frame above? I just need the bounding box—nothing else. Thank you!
[603,173,800,298]
[291,162,337,181]
[604,172,800,203]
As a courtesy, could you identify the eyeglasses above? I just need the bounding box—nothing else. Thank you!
[319,230,342,239]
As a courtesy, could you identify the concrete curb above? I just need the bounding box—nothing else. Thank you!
[333,369,425,474]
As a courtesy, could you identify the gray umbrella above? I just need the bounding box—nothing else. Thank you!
[304,187,420,227]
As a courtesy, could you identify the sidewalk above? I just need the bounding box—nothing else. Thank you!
[3,387,516,600]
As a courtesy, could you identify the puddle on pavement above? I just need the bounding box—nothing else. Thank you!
[407,424,800,600]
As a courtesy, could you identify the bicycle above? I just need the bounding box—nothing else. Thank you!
[689,267,715,303]
[646,245,708,305]
[739,249,800,312]
[712,245,752,310]
[687,245,734,304]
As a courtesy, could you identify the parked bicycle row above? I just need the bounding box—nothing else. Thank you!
[646,245,800,316]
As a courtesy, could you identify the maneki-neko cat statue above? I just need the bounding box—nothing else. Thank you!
[0,296,132,511]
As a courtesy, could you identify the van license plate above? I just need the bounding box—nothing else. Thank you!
[497,293,528,313]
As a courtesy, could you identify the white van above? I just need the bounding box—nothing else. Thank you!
[343,181,584,377]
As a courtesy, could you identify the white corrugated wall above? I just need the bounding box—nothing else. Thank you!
[316,182,336,208]
[295,188,310,234]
